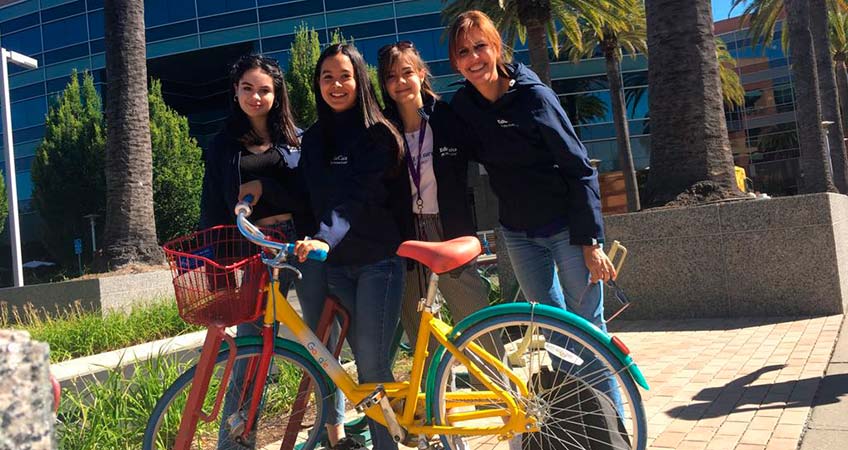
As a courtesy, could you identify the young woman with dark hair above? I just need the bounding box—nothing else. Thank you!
[294,43,406,450]
[376,40,492,372]
[198,54,343,449]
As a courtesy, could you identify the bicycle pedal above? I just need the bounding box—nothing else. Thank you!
[354,385,386,413]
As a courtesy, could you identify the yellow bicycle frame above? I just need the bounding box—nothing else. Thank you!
[263,271,537,439]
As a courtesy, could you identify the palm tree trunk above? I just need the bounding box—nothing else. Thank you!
[836,58,848,135]
[603,39,640,211]
[810,0,848,193]
[643,0,740,206]
[785,0,837,193]
[525,20,551,86]
[98,0,163,270]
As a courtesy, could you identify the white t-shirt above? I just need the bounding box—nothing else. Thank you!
[405,123,438,214]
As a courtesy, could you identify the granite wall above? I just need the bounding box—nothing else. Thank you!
[603,193,848,319]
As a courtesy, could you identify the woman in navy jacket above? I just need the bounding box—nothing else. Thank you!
[199,54,338,450]
[376,41,491,376]
[446,10,622,418]
[294,43,406,450]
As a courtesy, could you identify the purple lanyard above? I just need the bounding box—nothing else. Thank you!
[404,118,428,211]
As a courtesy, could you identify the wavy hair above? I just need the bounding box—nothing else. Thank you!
[377,42,439,119]
[227,54,299,148]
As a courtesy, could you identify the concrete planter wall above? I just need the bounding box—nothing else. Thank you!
[604,192,848,319]
[0,269,173,318]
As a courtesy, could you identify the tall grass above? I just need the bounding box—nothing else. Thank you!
[1,299,201,362]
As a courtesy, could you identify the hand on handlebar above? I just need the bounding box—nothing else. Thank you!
[294,239,329,263]
[238,181,263,206]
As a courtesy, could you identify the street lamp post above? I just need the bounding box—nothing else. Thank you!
[0,48,38,287]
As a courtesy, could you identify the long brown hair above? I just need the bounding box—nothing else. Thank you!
[377,41,439,116]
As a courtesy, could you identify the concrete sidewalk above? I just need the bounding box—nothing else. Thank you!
[799,314,848,450]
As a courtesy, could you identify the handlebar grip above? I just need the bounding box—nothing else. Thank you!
[283,243,328,261]
[234,195,254,217]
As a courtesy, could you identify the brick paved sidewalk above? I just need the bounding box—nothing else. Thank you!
[610,315,843,450]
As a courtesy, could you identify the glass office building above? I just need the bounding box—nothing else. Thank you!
[0,0,795,242]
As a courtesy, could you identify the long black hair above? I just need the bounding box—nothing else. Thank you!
[227,54,299,148]
[312,43,404,167]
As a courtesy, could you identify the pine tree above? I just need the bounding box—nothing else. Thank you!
[287,24,321,128]
[149,79,203,241]
[31,71,106,264]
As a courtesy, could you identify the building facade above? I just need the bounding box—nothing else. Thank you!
[0,0,796,244]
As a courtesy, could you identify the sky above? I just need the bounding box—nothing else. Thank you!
[713,0,749,20]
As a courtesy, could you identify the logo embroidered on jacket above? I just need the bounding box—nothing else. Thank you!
[330,155,348,165]
[439,147,458,157]
[497,119,517,128]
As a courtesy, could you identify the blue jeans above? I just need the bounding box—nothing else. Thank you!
[500,227,623,412]
[217,256,339,449]
[327,256,405,450]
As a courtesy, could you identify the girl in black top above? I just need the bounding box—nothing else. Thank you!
[294,44,406,450]
[199,54,341,449]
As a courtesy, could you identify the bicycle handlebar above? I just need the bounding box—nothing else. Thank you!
[234,197,328,262]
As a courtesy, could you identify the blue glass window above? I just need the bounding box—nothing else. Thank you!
[349,35,395,65]
[325,0,386,11]
[87,0,104,10]
[257,0,292,5]
[428,60,453,77]
[88,10,104,39]
[44,42,89,65]
[398,29,447,61]
[89,38,104,54]
[10,83,44,103]
[622,70,647,88]
[12,97,47,130]
[396,13,441,33]
[42,15,88,50]
[41,0,86,23]
[46,75,72,94]
[147,20,197,42]
[261,34,295,52]
[197,0,256,17]
[8,125,45,143]
[259,1,322,21]
[552,75,607,94]
[335,20,394,40]
[0,12,38,35]
[1,26,42,55]
[144,0,196,27]
[199,10,255,32]
[624,87,649,120]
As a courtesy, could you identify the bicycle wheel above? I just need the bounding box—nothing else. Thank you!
[143,344,331,450]
[430,313,647,450]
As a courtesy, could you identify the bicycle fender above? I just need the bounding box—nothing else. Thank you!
[221,336,335,389]
[424,303,649,422]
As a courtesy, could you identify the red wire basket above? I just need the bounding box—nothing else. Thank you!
[163,225,283,327]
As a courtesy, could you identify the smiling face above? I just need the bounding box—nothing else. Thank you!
[453,27,500,88]
[384,53,425,107]
[319,53,357,112]
[234,67,275,119]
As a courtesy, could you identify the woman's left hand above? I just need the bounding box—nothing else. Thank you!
[583,245,617,284]
[238,180,263,205]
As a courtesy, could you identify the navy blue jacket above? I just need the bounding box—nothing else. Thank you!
[450,62,604,245]
[384,96,477,241]
[199,128,316,238]
[300,109,404,266]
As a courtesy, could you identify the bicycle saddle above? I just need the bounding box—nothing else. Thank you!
[396,236,482,274]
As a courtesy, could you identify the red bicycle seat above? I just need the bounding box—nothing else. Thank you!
[396,236,482,274]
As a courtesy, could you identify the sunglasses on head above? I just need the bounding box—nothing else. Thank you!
[378,41,415,57]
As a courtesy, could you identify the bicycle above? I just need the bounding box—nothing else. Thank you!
[144,198,650,449]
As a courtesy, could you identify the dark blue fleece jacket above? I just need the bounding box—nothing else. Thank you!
[300,109,404,266]
[450,62,604,246]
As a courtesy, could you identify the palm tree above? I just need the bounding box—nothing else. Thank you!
[98,0,164,270]
[731,0,844,192]
[441,0,629,86]
[643,0,742,206]
[716,38,746,109]
[564,0,646,211]
[831,9,848,135]
[787,0,837,192]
